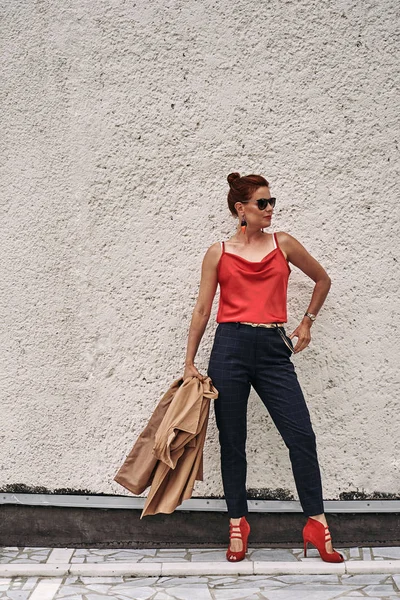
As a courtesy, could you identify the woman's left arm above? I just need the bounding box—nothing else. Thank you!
[277,231,331,354]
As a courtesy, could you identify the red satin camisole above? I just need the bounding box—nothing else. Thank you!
[216,232,291,324]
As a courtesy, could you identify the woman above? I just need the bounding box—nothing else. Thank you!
[183,172,343,563]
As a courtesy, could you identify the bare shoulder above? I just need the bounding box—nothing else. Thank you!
[275,231,314,262]
[275,231,298,244]
[202,241,223,268]
[275,231,330,281]
[205,241,223,258]
[274,231,296,260]
[275,231,305,253]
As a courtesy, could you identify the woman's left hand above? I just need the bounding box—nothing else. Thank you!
[288,321,312,353]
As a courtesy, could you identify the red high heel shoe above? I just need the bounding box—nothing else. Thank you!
[226,516,251,562]
[303,517,344,563]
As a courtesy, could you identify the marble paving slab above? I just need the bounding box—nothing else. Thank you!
[0,573,399,600]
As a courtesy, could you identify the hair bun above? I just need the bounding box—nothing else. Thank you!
[227,172,241,186]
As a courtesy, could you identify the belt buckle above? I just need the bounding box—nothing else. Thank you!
[241,322,282,328]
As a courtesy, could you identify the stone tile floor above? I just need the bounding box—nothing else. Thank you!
[1,547,400,598]
[1,573,400,599]
[2,546,400,564]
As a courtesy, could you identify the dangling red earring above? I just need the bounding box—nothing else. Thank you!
[240,215,247,235]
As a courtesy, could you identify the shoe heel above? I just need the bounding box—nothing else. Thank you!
[302,517,344,564]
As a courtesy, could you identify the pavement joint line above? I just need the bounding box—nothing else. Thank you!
[1,560,400,577]
[27,577,63,600]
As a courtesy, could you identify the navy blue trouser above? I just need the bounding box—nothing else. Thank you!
[207,322,324,518]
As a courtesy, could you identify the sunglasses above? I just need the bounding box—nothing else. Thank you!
[245,197,276,210]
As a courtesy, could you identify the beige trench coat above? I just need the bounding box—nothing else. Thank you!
[114,376,218,517]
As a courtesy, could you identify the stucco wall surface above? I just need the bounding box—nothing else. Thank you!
[0,0,399,502]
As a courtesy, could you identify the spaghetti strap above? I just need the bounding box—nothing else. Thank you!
[272,232,278,249]
[220,241,225,253]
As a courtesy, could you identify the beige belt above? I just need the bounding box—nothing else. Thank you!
[239,322,285,328]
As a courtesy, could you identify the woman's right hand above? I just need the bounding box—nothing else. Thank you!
[183,363,206,382]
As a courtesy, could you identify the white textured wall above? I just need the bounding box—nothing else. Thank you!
[1,0,399,501]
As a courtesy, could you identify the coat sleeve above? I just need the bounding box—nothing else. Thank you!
[113,378,183,494]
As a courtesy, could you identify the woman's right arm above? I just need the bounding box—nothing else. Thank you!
[183,242,221,381]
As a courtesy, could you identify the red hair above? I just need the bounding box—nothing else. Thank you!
[227,172,270,217]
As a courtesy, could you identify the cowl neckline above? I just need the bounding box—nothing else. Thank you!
[222,248,278,264]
